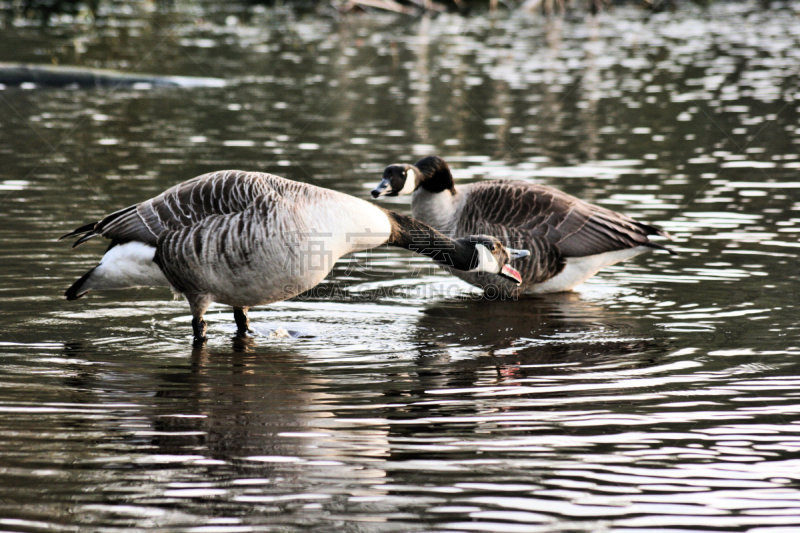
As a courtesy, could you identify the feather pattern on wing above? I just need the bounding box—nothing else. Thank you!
[153,189,311,303]
[61,170,394,308]
[455,180,670,261]
[60,170,314,247]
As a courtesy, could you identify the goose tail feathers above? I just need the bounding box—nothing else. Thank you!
[59,204,138,247]
[59,222,98,247]
[637,221,676,255]
[645,240,676,255]
[65,267,96,300]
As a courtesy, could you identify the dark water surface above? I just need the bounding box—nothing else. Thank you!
[1,3,800,531]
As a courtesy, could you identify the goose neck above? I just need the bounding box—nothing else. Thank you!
[411,187,457,232]
[384,210,473,271]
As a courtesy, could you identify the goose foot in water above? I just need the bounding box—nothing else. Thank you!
[188,294,212,344]
[192,317,208,345]
[233,307,252,336]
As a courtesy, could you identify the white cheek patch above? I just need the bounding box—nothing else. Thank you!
[399,169,417,195]
[468,243,500,273]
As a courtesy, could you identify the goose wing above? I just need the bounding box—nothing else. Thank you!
[456,180,671,258]
[154,189,305,298]
[60,171,296,247]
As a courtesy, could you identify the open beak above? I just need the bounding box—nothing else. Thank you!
[371,178,391,199]
[499,264,523,285]
[507,248,530,261]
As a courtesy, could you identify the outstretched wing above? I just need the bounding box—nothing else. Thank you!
[60,170,295,247]
[456,180,672,258]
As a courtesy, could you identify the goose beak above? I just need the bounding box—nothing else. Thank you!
[499,264,523,285]
[507,248,530,261]
[371,178,391,199]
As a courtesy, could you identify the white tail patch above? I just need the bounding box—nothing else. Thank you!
[86,241,169,291]
[529,246,651,294]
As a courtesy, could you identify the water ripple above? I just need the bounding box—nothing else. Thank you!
[2,2,800,531]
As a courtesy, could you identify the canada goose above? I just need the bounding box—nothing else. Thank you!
[61,170,529,343]
[371,156,673,295]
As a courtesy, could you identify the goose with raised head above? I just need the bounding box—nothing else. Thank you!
[372,156,674,295]
[61,170,529,343]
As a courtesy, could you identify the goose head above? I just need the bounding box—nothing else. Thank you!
[458,235,529,285]
[372,156,455,198]
[372,163,418,198]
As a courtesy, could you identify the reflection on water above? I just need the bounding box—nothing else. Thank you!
[2,2,800,531]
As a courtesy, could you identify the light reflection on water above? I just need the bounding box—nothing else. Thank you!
[1,1,800,531]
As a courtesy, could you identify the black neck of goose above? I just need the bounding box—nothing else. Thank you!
[415,156,456,194]
[384,211,476,271]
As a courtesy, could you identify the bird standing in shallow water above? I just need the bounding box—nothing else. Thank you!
[61,170,528,344]
[372,156,674,295]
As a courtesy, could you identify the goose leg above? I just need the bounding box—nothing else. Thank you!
[233,307,251,336]
[187,293,212,344]
[192,317,207,344]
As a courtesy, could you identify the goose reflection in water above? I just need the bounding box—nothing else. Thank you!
[50,292,667,525]
[153,343,329,459]
[411,292,662,383]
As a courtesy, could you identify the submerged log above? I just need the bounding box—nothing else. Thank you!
[0,63,226,89]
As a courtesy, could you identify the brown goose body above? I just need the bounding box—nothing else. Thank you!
[61,170,527,342]
[373,156,673,295]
